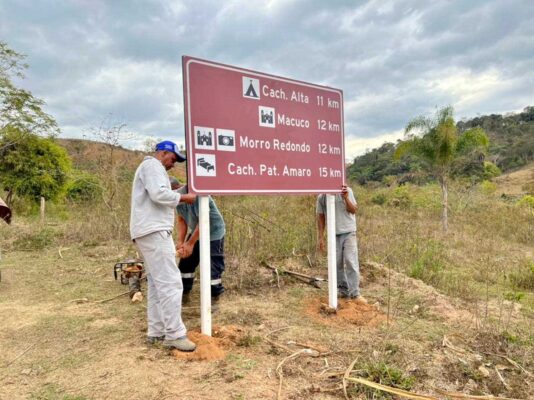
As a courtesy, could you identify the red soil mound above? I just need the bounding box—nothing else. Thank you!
[305,296,386,328]
[171,325,245,362]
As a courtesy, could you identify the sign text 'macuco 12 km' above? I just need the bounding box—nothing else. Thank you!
[182,56,345,194]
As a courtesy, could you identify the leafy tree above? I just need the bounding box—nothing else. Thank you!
[1,41,58,149]
[395,106,489,231]
[0,127,71,205]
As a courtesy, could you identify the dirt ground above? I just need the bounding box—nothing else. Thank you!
[0,247,532,400]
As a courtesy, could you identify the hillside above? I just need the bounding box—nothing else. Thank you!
[348,106,534,185]
[495,162,534,196]
[57,138,187,181]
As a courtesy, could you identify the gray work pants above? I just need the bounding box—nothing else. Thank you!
[135,231,187,340]
[336,232,360,298]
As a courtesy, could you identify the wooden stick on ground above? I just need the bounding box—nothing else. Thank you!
[4,342,38,368]
[434,388,522,400]
[276,349,318,400]
[342,358,359,400]
[95,276,147,303]
[346,376,439,400]
[95,290,131,303]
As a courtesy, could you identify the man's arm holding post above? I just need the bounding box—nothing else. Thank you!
[341,185,358,214]
[142,161,196,206]
[175,215,188,255]
[317,212,326,252]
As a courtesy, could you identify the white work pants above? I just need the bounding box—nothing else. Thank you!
[134,230,186,340]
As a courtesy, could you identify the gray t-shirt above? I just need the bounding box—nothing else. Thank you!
[176,192,225,241]
[316,187,357,235]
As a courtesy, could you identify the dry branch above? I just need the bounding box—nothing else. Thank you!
[276,348,319,400]
[342,357,359,400]
[3,342,38,368]
[434,388,522,400]
[345,376,439,400]
[261,261,325,288]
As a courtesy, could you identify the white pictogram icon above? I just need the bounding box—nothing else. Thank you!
[194,126,215,150]
[216,129,236,152]
[195,153,216,177]
[243,77,260,100]
[259,106,275,128]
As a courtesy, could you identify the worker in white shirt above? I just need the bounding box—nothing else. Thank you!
[130,140,196,352]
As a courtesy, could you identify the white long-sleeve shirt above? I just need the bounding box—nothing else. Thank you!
[130,156,181,240]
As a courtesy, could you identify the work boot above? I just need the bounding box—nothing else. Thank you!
[146,335,165,345]
[163,336,196,352]
[352,295,367,304]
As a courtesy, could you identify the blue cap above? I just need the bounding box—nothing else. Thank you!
[155,140,186,162]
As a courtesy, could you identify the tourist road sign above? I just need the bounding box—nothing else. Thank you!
[183,56,345,194]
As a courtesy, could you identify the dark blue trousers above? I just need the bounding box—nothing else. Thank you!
[178,237,225,298]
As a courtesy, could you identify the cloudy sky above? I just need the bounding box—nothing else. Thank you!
[1,0,533,159]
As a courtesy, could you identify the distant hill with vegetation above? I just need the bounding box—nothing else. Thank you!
[57,138,187,180]
[348,106,534,185]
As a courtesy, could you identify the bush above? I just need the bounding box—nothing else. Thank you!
[517,195,534,208]
[480,180,497,195]
[353,362,415,399]
[371,192,388,205]
[483,161,501,180]
[509,262,534,290]
[64,171,102,201]
[388,186,411,208]
[408,240,446,286]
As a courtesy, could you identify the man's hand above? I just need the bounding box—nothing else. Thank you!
[175,242,183,257]
[180,193,196,204]
[341,184,349,199]
[180,241,194,258]
[341,184,358,214]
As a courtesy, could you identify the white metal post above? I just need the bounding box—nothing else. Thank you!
[326,194,337,309]
[199,196,212,336]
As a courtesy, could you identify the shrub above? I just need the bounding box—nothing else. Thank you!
[371,192,388,205]
[509,262,534,290]
[64,171,102,201]
[480,180,497,195]
[352,362,415,399]
[408,240,445,286]
[517,195,534,208]
[388,186,411,208]
[483,161,501,180]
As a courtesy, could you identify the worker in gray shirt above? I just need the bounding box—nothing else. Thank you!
[170,179,226,308]
[316,185,365,302]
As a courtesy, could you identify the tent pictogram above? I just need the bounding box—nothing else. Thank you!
[242,77,260,99]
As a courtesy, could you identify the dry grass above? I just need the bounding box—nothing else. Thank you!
[0,178,533,399]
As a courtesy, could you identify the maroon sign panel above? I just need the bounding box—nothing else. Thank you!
[183,56,345,195]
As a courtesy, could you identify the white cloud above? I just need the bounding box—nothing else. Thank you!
[345,129,404,160]
[0,0,532,157]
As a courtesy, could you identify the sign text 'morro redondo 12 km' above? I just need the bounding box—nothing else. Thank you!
[182,56,345,195]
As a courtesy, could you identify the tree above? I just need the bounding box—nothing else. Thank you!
[1,41,58,150]
[89,115,132,211]
[0,127,71,205]
[395,106,489,232]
